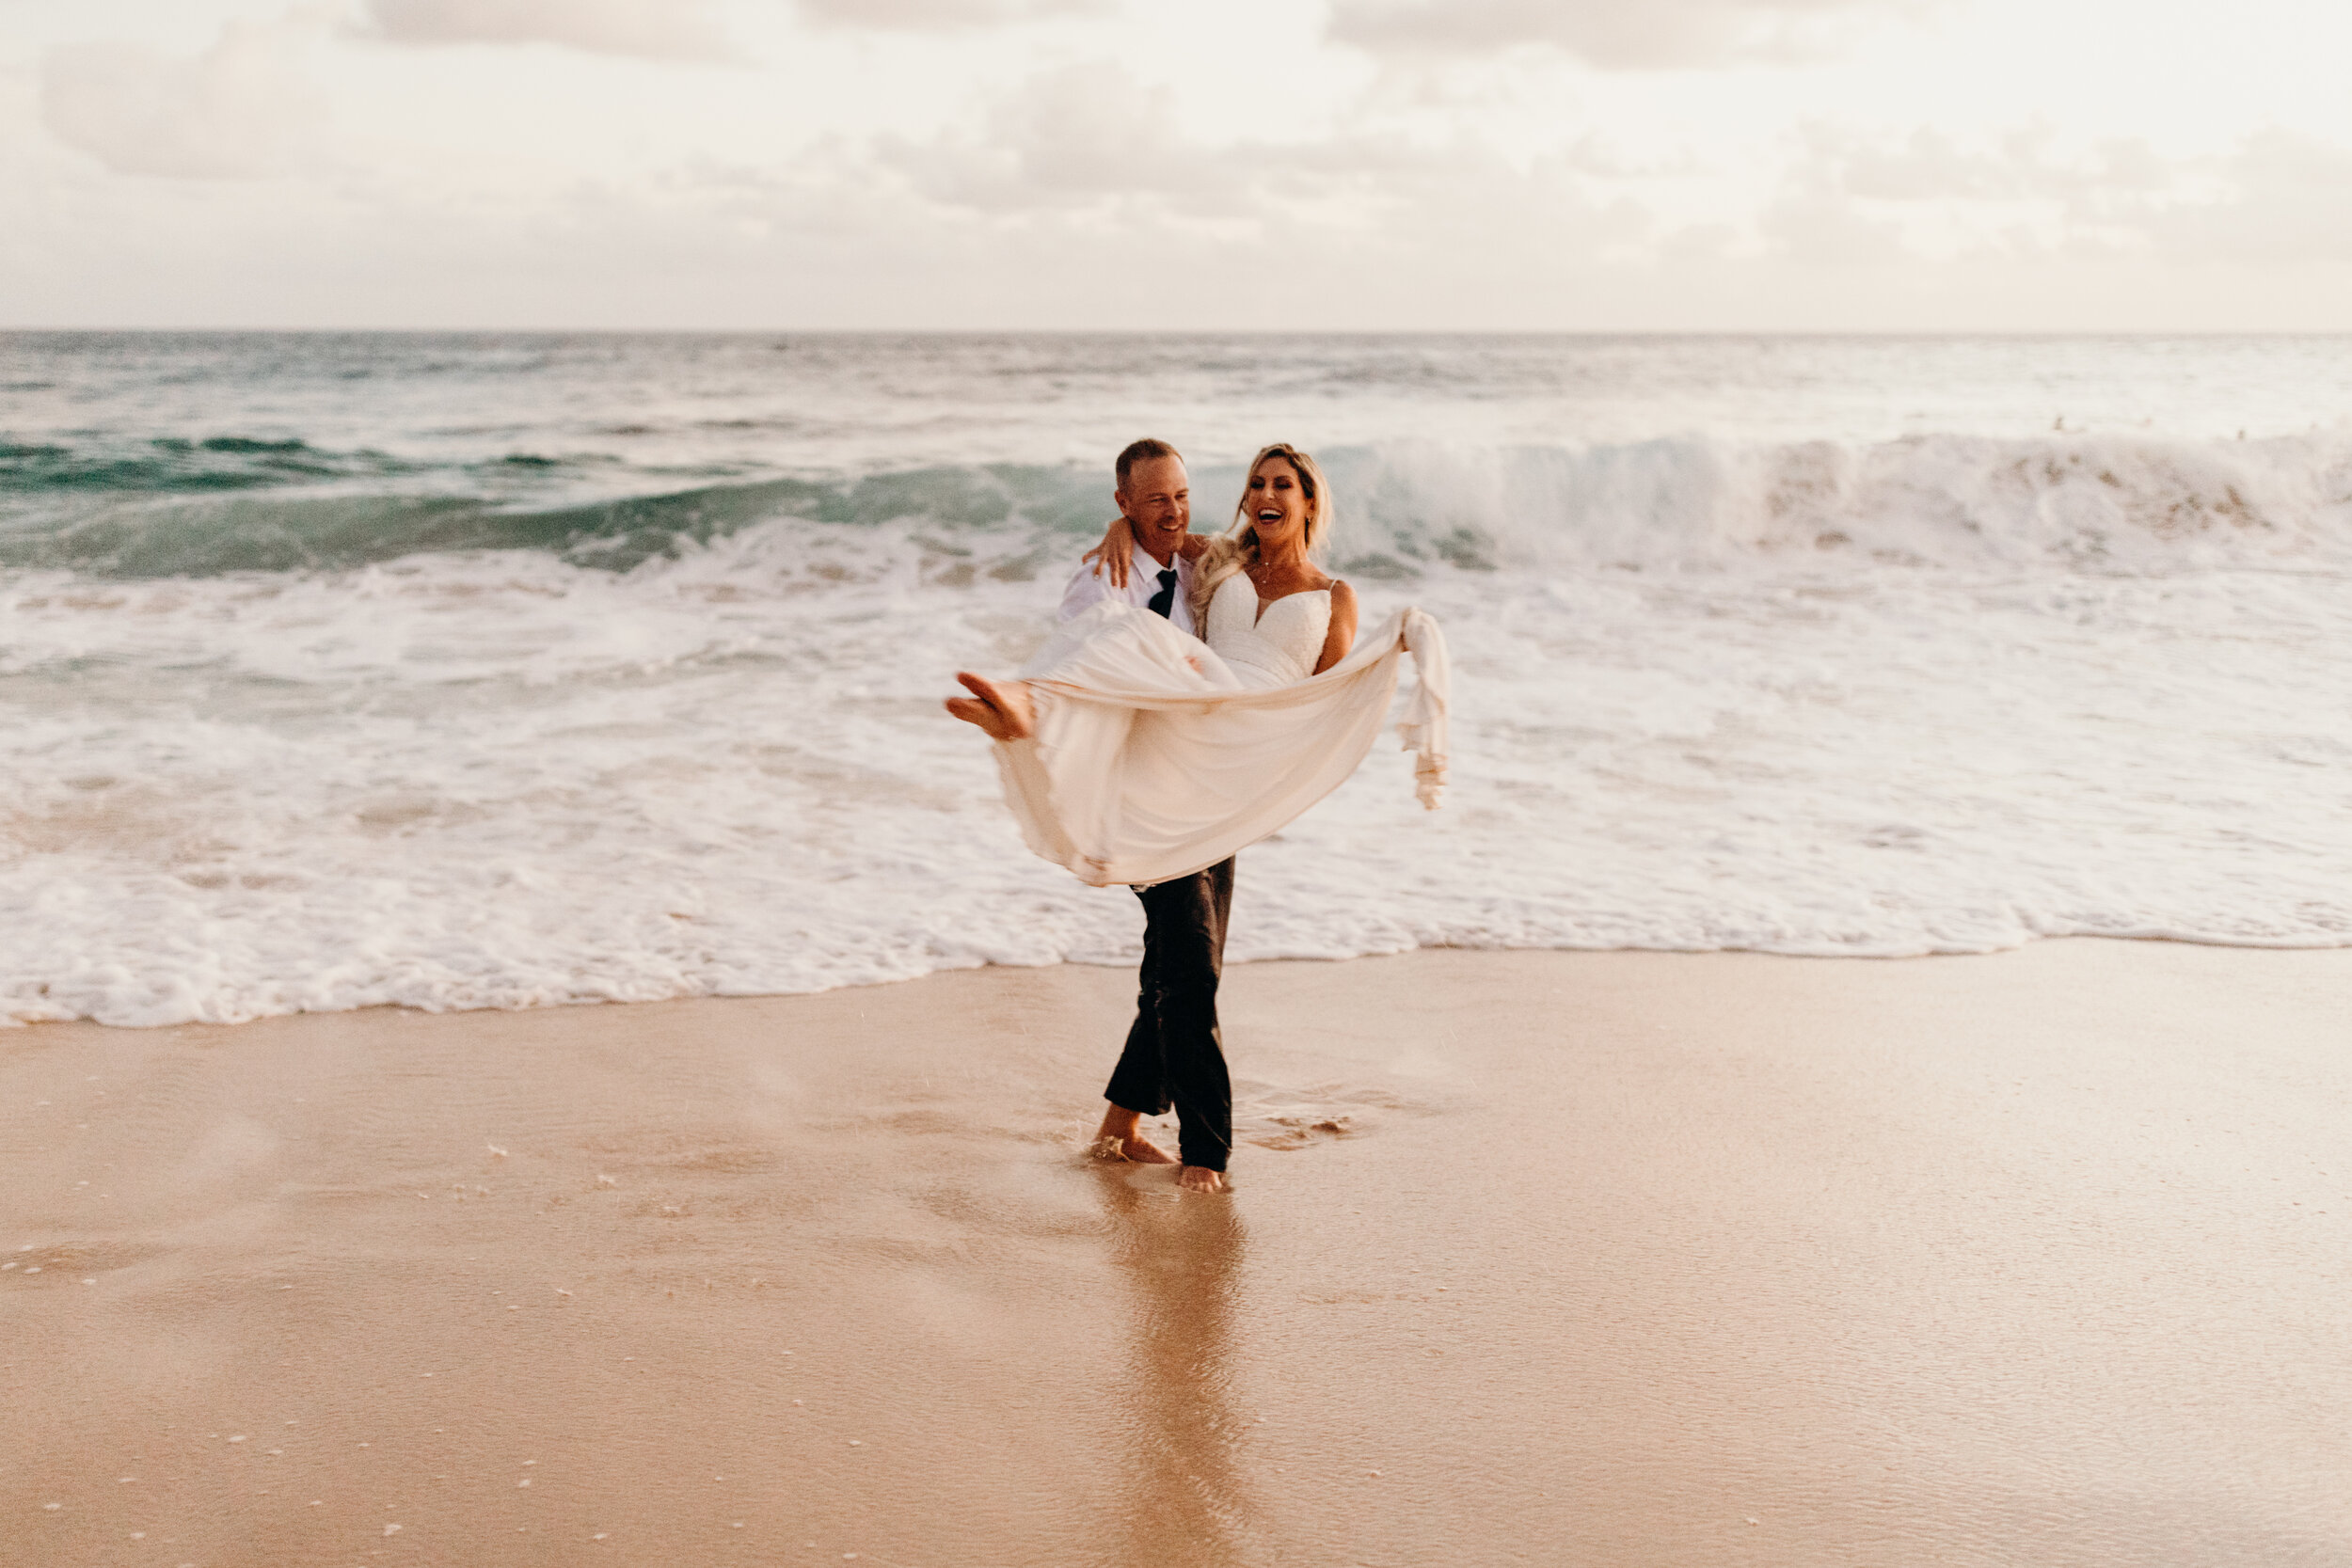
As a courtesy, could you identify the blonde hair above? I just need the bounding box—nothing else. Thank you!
[1188,443,1334,624]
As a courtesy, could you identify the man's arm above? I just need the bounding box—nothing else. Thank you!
[1057,552,1118,623]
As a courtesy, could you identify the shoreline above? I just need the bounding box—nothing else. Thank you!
[20,927,2352,1037]
[8,942,2351,1565]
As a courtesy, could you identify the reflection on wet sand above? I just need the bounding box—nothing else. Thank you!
[1097,1175,1259,1568]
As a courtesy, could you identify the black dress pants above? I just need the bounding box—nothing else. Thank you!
[1102,856,1235,1172]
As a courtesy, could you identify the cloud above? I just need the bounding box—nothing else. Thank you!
[40,13,326,179]
[1328,0,1894,69]
[1796,123,2167,207]
[360,0,732,58]
[2135,131,2352,266]
[856,59,1659,310]
[870,62,1470,226]
[1756,123,2140,264]
[876,66,1234,214]
[792,0,1105,29]
[1751,121,2352,272]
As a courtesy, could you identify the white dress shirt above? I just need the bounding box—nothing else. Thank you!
[1056,539,1197,635]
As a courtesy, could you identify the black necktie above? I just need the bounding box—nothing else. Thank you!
[1147,568,1178,619]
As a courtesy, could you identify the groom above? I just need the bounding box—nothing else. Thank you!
[1065,438,1231,1195]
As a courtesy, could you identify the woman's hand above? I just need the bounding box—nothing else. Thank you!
[1084,516,1136,587]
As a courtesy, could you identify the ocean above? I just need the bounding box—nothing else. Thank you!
[5,331,2350,1027]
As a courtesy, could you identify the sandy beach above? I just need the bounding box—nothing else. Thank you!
[7,942,2352,1567]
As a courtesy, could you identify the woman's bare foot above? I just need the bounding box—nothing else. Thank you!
[1178,1165,1225,1194]
[1092,1105,1178,1165]
[945,673,1036,740]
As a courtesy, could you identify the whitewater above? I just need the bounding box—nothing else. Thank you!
[4,331,2351,1027]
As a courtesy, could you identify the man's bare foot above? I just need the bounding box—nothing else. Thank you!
[1093,1105,1178,1165]
[1179,1165,1225,1194]
[945,673,1036,741]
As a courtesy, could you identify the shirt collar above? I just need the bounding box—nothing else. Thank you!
[1128,539,1184,579]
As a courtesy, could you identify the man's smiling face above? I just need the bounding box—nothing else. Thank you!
[1117,455,1190,566]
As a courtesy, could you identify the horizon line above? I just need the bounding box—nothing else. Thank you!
[8,325,2352,339]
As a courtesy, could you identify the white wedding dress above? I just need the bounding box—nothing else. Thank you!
[989,572,1450,887]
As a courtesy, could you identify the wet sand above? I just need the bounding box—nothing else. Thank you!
[6,942,2352,1568]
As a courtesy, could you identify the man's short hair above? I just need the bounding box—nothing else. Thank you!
[1115,438,1183,488]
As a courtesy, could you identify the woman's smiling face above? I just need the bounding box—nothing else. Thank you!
[1244,454,1310,548]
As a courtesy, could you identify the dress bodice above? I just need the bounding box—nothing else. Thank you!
[1203,574,1331,687]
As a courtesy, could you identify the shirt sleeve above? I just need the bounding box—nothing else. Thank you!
[1057,558,1112,624]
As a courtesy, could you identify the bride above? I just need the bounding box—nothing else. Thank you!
[947,441,1449,890]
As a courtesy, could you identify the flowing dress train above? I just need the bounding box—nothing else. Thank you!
[989,573,1450,887]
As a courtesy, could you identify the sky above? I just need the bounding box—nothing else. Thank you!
[5,0,2352,330]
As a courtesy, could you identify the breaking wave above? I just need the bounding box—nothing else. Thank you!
[5,430,2348,583]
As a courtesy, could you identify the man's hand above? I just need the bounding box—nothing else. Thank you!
[1082,516,1136,588]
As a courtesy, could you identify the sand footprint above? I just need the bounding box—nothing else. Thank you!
[1248,1113,1356,1151]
